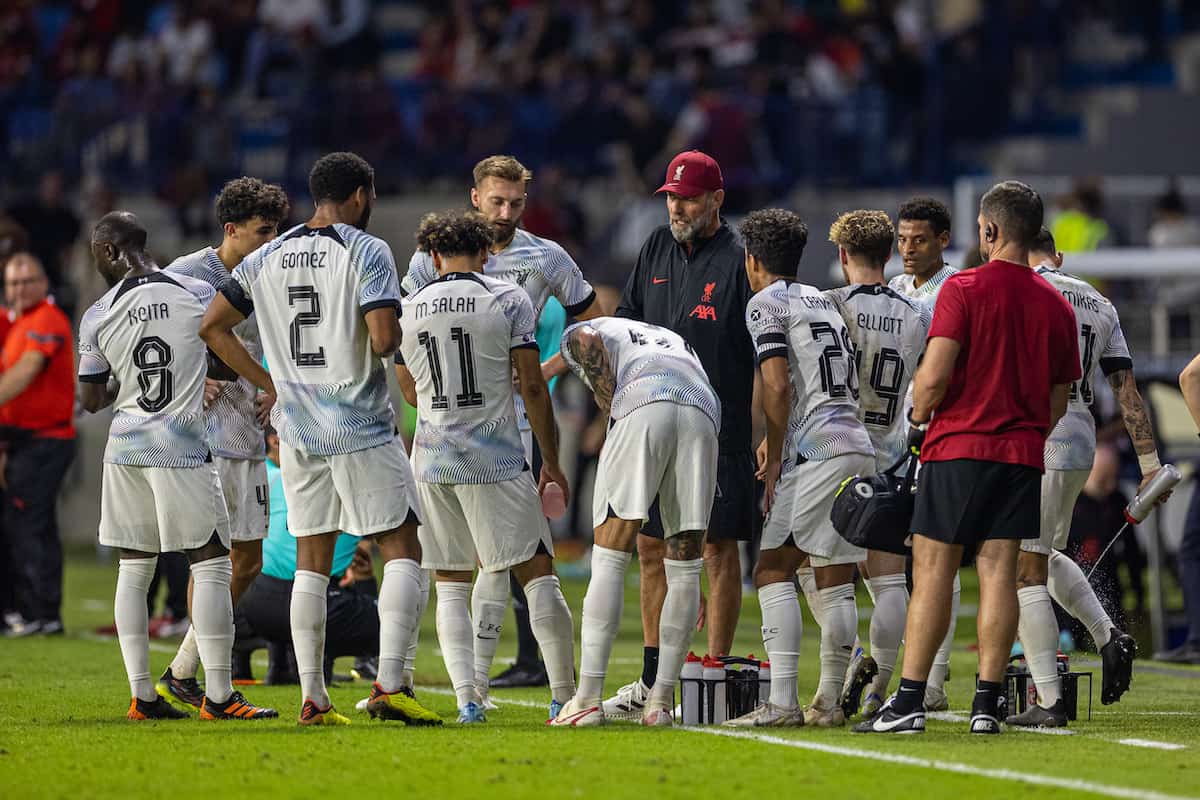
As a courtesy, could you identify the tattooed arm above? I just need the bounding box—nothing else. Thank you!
[563,325,616,415]
[1108,368,1162,490]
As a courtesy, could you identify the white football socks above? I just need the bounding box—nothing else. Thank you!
[435,581,477,708]
[170,627,201,680]
[116,558,157,702]
[648,557,703,712]
[816,583,857,708]
[377,558,423,693]
[866,573,908,696]
[797,566,825,628]
[1018,584,1062,706]
[577,546,632,705]
[472,568,509,692]
[758,581,802,709]
[291,569,330,708]
[401,568,430,689]
[524,574,577,705]
[928,570,960,692]
[1047,550,1114,649]
[190,556,234,704]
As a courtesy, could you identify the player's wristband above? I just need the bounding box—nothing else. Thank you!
[1138,452,1162,475]
[906,408,929,431]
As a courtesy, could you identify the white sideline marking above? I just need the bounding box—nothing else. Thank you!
[1011,726,1075,736]
[452,691,1197,800]
[420,686,542,709]
[695,727,1195,800]
[1118,739,1187,751]
[927,712,968,722]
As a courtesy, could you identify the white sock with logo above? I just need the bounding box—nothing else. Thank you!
[170,627,201,680]
[116,558,157,702]
[524,574,576,705]
[759,581,802,709]
[471,568,509,692]
[928,570,960,692]
[401,568,430,689]
[648,558,703,712]
[377,558,423,693]
[866,573,908,697]
[291,570,330,708]
[1047,550,1114,649]
[436,581,477,708]
[1018,584,1062,706]
[577,546,632,706]
[816,583,857,709]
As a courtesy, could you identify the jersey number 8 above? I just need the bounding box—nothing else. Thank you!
[133,335,174,413]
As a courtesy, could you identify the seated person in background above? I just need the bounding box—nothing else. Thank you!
[234,426,409,685]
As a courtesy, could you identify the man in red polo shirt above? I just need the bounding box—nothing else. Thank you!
[855,181,1080,736]
[0,253,76,636]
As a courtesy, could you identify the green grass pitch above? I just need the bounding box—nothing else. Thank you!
[1,555,1198,800]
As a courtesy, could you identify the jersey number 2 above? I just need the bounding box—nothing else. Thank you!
[288,285,326,367]
[133,336,174,413]
[418,327,484,411]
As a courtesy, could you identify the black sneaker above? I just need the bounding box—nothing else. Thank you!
[40,619,65,636]
[128,696,189,721]
[969,692,1007,735]
[851,695,925,734]
[1006,698,1068,728]
[1100,629,1137,704]
[156,667,205,712]
[840,654,879,719]
[489,661,548,689]
[351,656,378,682]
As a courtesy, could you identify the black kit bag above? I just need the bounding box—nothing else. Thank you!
[829,451,918,556]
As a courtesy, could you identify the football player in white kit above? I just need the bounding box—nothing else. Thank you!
[824,210,932,720]
[887,197,958,711]
[395,210,577,724]
[1007,227,1153,727]
[550,316,719,727]
[726,209,876,729]
[80,212,276,721]
[157,177,289,711]
[400,155,603,704]
[200,152,438,727]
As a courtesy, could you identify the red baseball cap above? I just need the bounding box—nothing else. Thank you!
[656,150,723,198]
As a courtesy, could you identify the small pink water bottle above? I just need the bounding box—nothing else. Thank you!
[541,481,566,519]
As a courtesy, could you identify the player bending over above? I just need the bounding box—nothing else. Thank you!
[395,210,577,723]
[200,152,438,726]
[80,212,275,721]
[551,316,720,727]
[727,208,875,729]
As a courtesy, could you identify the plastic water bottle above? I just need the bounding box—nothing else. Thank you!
[758,660,771,705]
[703,656,727,724]
[541,481,566,520]
[680,652,703,726]
[1124,463,1182,523]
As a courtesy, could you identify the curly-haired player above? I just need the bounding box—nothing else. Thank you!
[157,176,289,711]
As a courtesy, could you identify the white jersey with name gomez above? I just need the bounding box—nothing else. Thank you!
[226,223,400,456]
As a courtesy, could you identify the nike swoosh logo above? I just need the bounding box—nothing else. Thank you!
[652,277,669,284]
[872,711,924,731]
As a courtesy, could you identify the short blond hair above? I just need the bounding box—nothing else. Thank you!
[473,155,532,187]
[829,209,894,268]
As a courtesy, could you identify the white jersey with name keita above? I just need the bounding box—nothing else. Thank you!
[225,223,400,457]
[561,317,721,435]
[399,272,539,485]
[746,279,874,471]
[78,271,215,468]
[888,263,958,308]
[826,283,931,467]
[1036,265,1133,471]
[166,246,265,461]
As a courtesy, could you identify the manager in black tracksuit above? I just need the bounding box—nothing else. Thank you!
[613,151,756,702]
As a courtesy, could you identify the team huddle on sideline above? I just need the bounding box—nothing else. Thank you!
[81,150,1154,732]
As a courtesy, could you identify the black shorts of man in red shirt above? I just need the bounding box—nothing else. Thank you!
[854,181,1081,736]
